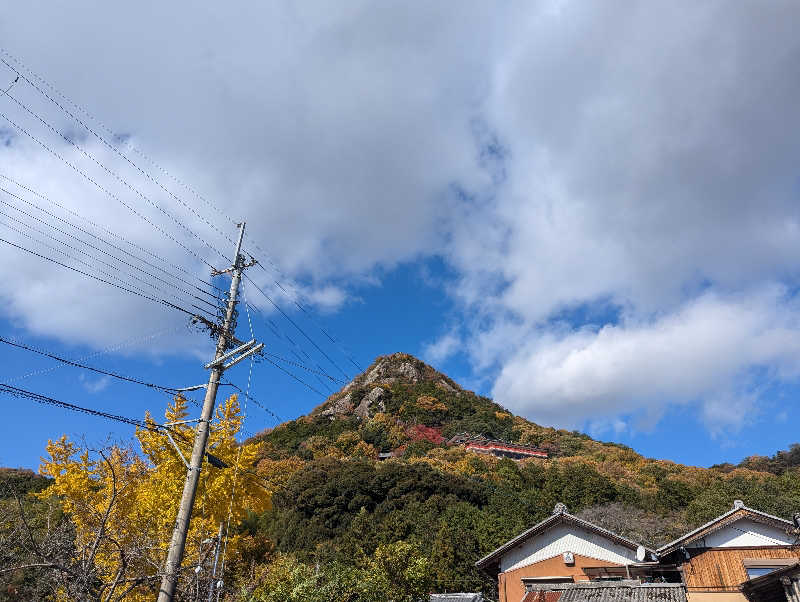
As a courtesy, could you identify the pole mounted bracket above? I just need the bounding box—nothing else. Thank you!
[210,257,257,277]
[204,339,264,371]
[221,342,263,370]
[205,339,257,369]
[164,430,191,470]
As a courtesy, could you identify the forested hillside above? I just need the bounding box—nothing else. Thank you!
[239,353,800,600]
[3,353,799,601]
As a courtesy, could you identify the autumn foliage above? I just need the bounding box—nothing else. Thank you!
[36,394,270,600]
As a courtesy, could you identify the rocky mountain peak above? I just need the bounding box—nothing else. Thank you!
[313,353,463,419]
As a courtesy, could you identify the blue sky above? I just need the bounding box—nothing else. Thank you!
[1,2,800,471]
[1,258,796,470]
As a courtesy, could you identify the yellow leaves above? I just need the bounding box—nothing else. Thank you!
[257,456,306,491]
[38,393,271,600]
[495,411,511,420]
[334,430,363,455]
[297,431,379,460]
[415,395,447,412]
[369,412,406,447]
[301,435,339,459]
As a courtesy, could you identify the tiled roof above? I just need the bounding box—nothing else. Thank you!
[523,582,686,602]
[522,591,564,602]
[429,594,483,602]
[558,584,686,602]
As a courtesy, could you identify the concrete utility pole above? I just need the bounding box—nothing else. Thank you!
[158,222,262,601]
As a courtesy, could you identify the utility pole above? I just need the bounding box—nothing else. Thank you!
[158,222,262,602]
[208,522,223,602]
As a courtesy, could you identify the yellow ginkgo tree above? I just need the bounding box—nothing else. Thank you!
[38,394,270,601]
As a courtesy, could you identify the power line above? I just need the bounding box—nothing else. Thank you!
[0,381,153,430]
[254,262,364,373]
[0,215,182,303]
[0,336,184,395]
[257,353,327,398]
[0,175,221,299]
[2,89,228,268]
[4,324,188,388]
[0,56,237,258]
[241,279,337,394]
[0,215,216,319]
[260,348,346,384]
[244,273,350,380]
[0,48,361,374]
[0,108,216,276]
[0,48,240,238]
[220,379,283,424]
[0,196,218,314]
[0,234,203,320]
[0,184,219,303]
[247,301,338,394]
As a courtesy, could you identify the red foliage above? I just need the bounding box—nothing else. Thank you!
[406,424,445,444]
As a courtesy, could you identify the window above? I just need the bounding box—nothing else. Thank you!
[746,567,776,579]
[742,558,798,580]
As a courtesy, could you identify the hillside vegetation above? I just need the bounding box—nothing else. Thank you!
[3,353,799,601]
[241,353,800,599]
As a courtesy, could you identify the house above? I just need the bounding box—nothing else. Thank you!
[740,562,800,602]
[448,433,548,461]
[656,501,800,602]
[429,594,484,602]
[475,503,679,602]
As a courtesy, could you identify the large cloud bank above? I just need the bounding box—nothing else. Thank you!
[1,1,799,431]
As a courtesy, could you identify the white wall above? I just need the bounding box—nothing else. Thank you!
[500,523,637,572]
[687,518,794,548]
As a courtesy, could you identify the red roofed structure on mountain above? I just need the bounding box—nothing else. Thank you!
[448,433,548,461]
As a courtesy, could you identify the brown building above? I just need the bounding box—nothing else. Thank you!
[656,501,800,602]
[475,504,679,602]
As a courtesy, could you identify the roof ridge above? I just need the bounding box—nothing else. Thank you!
[656,503,794,554]
[475,504,652,569]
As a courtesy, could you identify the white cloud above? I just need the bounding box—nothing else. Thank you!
[2,1,800,435]
[422,331,461,365]
[0,2,505,348]
[490,289,800,432]
[79,373,111,394]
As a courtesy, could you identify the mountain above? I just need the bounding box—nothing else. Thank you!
[244,353,800,597]
[253,352,603,459]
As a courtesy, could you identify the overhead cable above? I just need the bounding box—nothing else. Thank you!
[2,90,227,268]
[254,262,364,373]
[6,324,185,384]
[251,305,337,395]
[1,49,359,375]
[221,380,283,424]
[244,273,350,380]
[1,48,360,374]
[0,48,240,238]
[0,218,216,319]
[0,175,220,299]
[0,382,153,430]
[259,347,345,384]
[257,353,327,398]
[0,234,203,320]
[0,108,216,275]
[0,56,236,257]
[0,198,218,314]
[0,336,184,394]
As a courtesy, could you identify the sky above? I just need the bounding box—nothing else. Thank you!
[1,1,799,470]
